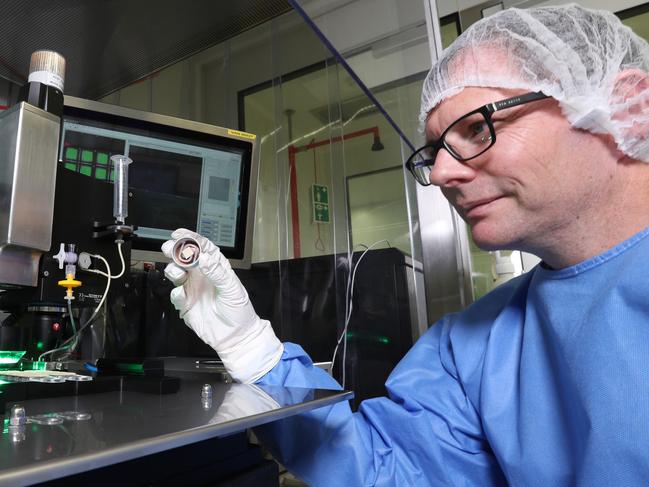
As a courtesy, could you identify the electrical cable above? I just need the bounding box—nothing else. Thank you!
[334,241,355,381]
[67,298,76,335]
[39,254,112,361]
[84,362,98,373]
[63,240,123,359]
[331,238,391,388]
[341,240,391,387]
[111,241,126,279]
[38,334,73,362]
[38,295,80,361]
[81,241,124,280]
[88,254,112,321]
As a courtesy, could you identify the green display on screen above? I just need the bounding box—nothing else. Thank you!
[96,152,109,165]
[81,150,94,163]
[96,167,107,180]
[64,162,77,171]
[65,147,79,160]
[79,165,92,176]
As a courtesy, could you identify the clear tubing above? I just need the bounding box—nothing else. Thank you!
[111,155,132,223]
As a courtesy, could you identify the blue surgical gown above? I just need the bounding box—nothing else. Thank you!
[255,227,649,486]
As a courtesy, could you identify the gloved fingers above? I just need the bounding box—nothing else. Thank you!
[161,239,175,258]
[169,228,226,266]
[170,228,210,249]
[198,246,237,290]
[164,262,188,286]
[168,228,240,298]
[170,285,189,313]
[170,227,198,240]
[170,285,187,311]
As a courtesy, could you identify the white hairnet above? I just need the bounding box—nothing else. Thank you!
[420,4,649,162]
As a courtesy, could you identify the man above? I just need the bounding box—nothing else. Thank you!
[162,5,649,486]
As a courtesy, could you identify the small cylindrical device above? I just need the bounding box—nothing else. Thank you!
[18,50,66,117]
[9,404,26,426]
[201,383,213,409]
[201,383,213,399]
[111,155,132,223]
[172,237,201,269]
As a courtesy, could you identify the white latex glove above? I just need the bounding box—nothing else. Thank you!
[161,228,283,383]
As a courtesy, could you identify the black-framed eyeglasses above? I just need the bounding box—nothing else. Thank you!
[405,91,550,186]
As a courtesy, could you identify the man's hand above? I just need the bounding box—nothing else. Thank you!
[162,228,283,383]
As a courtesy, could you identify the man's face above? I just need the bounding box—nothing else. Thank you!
[425,87,618,254]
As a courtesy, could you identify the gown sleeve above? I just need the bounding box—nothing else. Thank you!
[254,317,506,486]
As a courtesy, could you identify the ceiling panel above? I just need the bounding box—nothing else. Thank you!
[0,0,291,99]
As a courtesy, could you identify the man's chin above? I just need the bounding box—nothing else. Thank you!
[470,226,516,251]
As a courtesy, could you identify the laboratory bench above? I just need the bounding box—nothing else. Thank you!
[0,362,352,486]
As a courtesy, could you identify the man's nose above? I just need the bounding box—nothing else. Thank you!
[428,148,477,187]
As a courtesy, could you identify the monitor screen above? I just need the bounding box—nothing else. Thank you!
[60,97,258,268]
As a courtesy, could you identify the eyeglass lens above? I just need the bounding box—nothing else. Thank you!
[444,111,492,159]
[408,111,493,185]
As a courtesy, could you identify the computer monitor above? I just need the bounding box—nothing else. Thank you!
[59,96,259,269]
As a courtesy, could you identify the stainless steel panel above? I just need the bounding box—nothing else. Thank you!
[0,247,42,287]
[0,378,352,486]
[416,184,471,324]
[0,103,60,286]
[404,255,428,339]
[3,104,59,249]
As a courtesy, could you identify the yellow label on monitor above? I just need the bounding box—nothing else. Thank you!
[227,129,256,140]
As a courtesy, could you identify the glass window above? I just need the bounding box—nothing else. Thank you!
[347,167,410,254]
[617,4,649,43]
[440,14,461,49]
[241,62,424,261]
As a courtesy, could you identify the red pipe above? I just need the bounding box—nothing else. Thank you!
[293,127,380,153]
[288,145,301,258]
[287,126,381,258]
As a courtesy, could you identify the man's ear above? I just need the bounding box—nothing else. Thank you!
[610,69,649,132]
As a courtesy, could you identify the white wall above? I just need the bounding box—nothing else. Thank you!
[292,0,432,90]
[305,0,427,53]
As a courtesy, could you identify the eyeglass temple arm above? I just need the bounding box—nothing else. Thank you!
[489,91,549,113]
